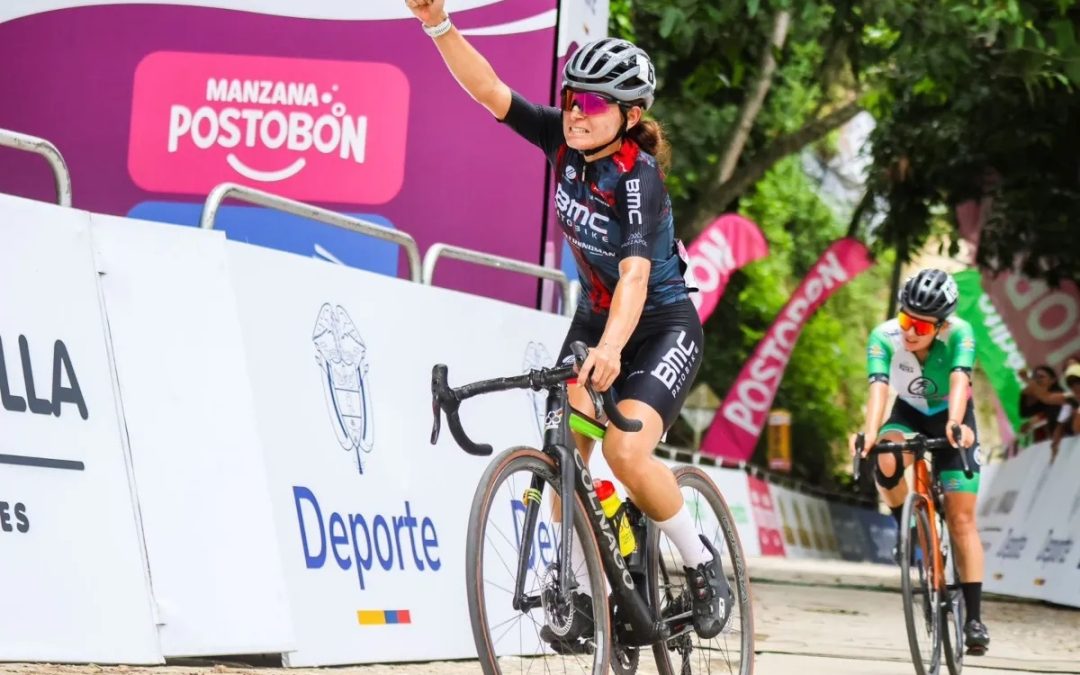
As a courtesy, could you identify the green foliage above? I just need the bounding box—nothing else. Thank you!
[608,1,894,483]
[682,158,892,485]
[609,0,848,220]
[609,0,1079,484]
[862,0,1080,283]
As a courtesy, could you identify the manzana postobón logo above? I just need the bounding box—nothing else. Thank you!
[128,52,409,203]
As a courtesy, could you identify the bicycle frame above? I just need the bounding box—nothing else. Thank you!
[855,429,971,593]
[910,455,945,590]
[511,382,667,647]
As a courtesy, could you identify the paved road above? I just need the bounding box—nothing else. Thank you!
[3,559,1076,675]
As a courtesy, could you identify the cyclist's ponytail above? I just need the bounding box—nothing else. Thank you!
[627,118,671,175]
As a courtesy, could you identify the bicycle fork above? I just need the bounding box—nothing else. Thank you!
[915,464,945,590]
[510,394,579,611]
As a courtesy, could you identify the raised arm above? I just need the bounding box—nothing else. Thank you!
[406,0,512,119]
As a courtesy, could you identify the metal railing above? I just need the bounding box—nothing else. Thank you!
[0,128,72,207]
[200,182,423,282]
[423,243,574,317]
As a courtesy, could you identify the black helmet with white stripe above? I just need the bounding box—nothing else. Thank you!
[563,38,656,110]
[899,268,959,320]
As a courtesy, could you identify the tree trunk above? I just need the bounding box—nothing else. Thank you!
[685,101,863,239]
[715,10,792,184]
[886,238,908,320]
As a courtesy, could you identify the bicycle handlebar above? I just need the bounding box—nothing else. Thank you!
[852,423,974,484]
[568,341,643,434]
[430,341,642,456]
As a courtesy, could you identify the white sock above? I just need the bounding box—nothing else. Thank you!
[569,531,592,596]
[657,505,712,567]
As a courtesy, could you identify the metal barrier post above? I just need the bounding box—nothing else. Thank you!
[423,243,573,317]
[200,182,422,283]
[0,128,72,207]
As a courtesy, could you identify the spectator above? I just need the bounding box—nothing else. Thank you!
[1050,364,1080,462]
[1026,357,1078,408]
[1019,365,1064,442]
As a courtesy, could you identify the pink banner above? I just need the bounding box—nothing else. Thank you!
[684,214,768,323]
[747,475,786,556]
[982,272,1080,371]
[701,238,873,460]
[955,197,1080,370]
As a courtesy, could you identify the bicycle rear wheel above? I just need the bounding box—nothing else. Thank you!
[650,466,754,675]
[901,492,942,675]
[466,446,611,675]
[940,521,965,675]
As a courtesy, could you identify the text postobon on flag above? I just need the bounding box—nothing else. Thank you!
[684,214,769,323]
[700,238,873,460]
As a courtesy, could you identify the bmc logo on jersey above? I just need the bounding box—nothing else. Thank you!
[555,183,609,237]
[128,51,409,204]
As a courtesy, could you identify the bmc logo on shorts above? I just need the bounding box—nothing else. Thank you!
[128,52,409,204]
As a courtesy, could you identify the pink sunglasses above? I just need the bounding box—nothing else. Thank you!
[561,88,617,116]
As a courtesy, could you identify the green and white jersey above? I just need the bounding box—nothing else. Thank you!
[866,317,976,415]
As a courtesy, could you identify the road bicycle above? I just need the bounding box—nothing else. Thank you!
[854,426,974,675]
[431,341,754,674]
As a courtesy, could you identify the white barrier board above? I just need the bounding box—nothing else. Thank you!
[0,195,160,663]
[769,484,817,559]
[698,464,762,558]
[797,491,840,559]
[91,215,294,656]
[984,439,1080,604]
[979,443,1048,598]
[1047,437,1080,606]
[227,242,570,666]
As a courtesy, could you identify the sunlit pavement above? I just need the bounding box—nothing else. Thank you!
[1,557,1075,675]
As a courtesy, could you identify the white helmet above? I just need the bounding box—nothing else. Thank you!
[563,38,656,110]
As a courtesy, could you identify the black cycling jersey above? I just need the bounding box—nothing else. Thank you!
[501,91,690,314]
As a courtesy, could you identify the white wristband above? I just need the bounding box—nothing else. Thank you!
[423,15,453,38]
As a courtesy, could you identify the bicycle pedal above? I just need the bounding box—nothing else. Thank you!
[966,645,987,656]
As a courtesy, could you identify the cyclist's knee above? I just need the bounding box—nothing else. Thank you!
[946,504,977,535]
[601,435,655,489]
[874,450,905,489]
[601,439,642,478]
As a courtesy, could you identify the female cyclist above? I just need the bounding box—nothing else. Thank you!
[853,268,990,654]
[406,0,732,643]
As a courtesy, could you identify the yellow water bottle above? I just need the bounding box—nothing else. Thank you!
[594,479,637,557]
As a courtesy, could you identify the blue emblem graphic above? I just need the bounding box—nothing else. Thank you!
[312,304,374,473]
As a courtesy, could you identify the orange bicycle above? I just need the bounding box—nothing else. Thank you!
[854,425,973,675]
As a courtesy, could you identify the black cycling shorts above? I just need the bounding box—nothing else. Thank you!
[558,298,703,430]
[880,398,981,492]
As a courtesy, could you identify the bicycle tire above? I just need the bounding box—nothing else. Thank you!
[650,466,755,675]
[901,492,942,675]
[466,446,611,675]
[940,519,965,675]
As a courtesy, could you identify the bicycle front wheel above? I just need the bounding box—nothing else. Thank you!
[940,521,965,675]
[901,492,942,675]
[650,466,754,675]
[465,446,611,675]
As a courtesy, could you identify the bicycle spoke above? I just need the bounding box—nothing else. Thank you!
[653,468,753,675]
[469,452,607,675]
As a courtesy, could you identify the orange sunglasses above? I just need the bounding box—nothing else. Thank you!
[898,310,941,336]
